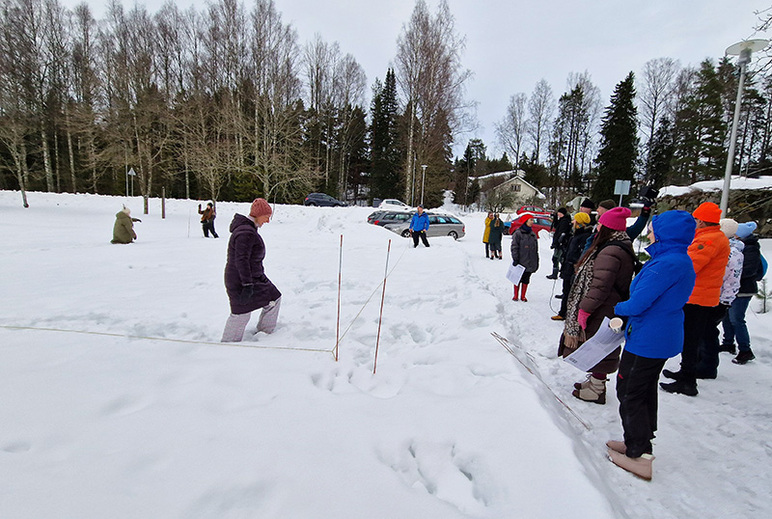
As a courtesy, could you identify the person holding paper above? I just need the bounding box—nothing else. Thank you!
[607,210,696,480]
[510,214,539,301]
[558,207,635,404]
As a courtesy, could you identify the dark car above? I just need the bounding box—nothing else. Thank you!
[508,215,552,235]
[367,210,388,224]
[304,193,346,207]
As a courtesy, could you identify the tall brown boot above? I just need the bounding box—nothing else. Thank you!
[521,283,529,302]
[513,285,519,301]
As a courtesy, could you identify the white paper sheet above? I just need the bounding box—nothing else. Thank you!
[563,317,626,371]
[506,263,526,285]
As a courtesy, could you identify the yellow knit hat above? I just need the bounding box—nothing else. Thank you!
[574,212,591,226]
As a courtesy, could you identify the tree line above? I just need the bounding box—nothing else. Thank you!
[1,0,768,211]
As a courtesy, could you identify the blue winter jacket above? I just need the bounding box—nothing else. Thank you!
[410,212,430,232]
[613,210,697,359]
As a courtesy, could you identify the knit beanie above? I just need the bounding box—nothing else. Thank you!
[598,199,617,210]
[580,198,596,210]
[692,202,721,224]
[574,212,591,226]
[557,207,568,217]
[735,221,757,239]
[249,198,272,218]
[598,206,631,231]
[719,218,739,238]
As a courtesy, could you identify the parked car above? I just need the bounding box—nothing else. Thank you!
[516,204,549,215]
[304,193,346,207]
[384,213,465,240]
[370,211,414,227]
[367,210,388,224]
[508,215,552,235]
[378,199,412,211]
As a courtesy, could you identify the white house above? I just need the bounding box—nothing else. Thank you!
[477,170,546,211]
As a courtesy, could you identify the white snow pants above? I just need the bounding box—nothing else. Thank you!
[220,297,282,342]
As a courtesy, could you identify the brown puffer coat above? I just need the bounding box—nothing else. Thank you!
[559,239,635,373]
[111,211,136,244]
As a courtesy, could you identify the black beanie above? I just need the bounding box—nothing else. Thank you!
[580,198,595,210]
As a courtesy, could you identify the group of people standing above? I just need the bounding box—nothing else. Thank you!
[485,196,765,480]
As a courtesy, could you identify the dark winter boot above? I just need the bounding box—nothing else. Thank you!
[662,369,683,381]
[732,349,755,365]
[719,343,737,355]
[512,285,519,301]
[659,380,698,396]
[520,284,529,302]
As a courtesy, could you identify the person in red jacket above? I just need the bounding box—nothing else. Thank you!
[661,202,730,396]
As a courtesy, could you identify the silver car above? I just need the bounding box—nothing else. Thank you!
[384,213,466,240]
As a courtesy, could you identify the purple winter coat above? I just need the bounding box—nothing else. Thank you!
[224,214,281,314]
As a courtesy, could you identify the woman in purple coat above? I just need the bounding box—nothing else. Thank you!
[221,198,282,342]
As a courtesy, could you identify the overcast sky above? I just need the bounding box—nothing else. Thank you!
[71,0,768,157]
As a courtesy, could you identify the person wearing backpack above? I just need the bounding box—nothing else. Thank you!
[720,221,765,365]
[558,206,636,404]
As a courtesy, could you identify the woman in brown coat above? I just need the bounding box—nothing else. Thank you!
[559,207,635,403]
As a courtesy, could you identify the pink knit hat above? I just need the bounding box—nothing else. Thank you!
[598,206,631,231]
[249,198,272,218]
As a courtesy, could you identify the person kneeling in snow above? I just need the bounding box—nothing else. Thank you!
[111,205,140,244]
[221,198,282,342]
[608,210,696,480]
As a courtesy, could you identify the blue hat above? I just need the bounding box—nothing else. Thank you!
[736,222,757,239]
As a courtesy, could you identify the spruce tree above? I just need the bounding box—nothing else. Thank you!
[593,72,639,201]
[369,69,402,199]
[647,117,675,188]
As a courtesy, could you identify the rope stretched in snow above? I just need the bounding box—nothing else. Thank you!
[0,325,334,354]
[335,239,412,345]
[491,332,591,431]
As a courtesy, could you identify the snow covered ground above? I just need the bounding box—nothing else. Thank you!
[1,190,771,519]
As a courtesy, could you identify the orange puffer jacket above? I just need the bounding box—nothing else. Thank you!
[687,225,730,307]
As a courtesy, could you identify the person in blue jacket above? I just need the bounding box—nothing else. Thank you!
[409,205,430,247]
[606,210,696,480]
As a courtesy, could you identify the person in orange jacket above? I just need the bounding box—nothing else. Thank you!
[661,202,730,396]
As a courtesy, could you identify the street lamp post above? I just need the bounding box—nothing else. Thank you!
[420,164,427,205]
[720,39,769,216]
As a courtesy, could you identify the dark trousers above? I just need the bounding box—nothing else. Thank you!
[551,248,564,276]
[680,303,715,383]
[202,220,218,238]
[485,242,490,257]
[412,230,429,247]
[558,273,573,317]
[617,350,666,458]
[695,304,728,377]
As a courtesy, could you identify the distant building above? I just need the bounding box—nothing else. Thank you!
[478,170,546,212]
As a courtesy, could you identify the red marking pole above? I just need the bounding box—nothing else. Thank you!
[335,234,343,361]
[373,239,392,374]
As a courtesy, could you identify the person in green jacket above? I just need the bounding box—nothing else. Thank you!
[111,206,139,244]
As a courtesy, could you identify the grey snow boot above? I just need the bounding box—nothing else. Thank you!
[572,375,606,404]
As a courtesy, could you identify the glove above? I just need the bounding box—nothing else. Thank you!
[198,204,202,210]
[239,284,254,305]
[577,309,590,330]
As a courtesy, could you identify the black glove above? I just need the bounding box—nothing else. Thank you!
[198,204,202,210]
[239,284,254,305]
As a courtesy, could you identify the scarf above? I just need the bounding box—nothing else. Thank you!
[563,230,629,349]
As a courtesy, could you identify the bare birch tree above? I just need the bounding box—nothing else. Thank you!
[496,92,528,169]
[527,79,555,164]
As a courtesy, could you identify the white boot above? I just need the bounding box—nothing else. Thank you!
[608,449,654,481]
[572,376,606,404]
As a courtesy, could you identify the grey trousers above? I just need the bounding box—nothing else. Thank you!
[221,297,282,342]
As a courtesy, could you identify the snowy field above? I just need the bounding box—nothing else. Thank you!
[1,190,771,519]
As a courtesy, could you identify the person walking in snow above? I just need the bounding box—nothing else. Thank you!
[608,210,697,481]
[721,221,765,365]
[409,205,430,248]
[198,201,219,238]
[221,198,282,342]
[661,202,729,397]
[483,212,493,257]
[488,213,504,260]
[547,207,571,279]
[551,211,592,321]
[510,214,539,301]
[558,207,635,404]
[111,205,140,244]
